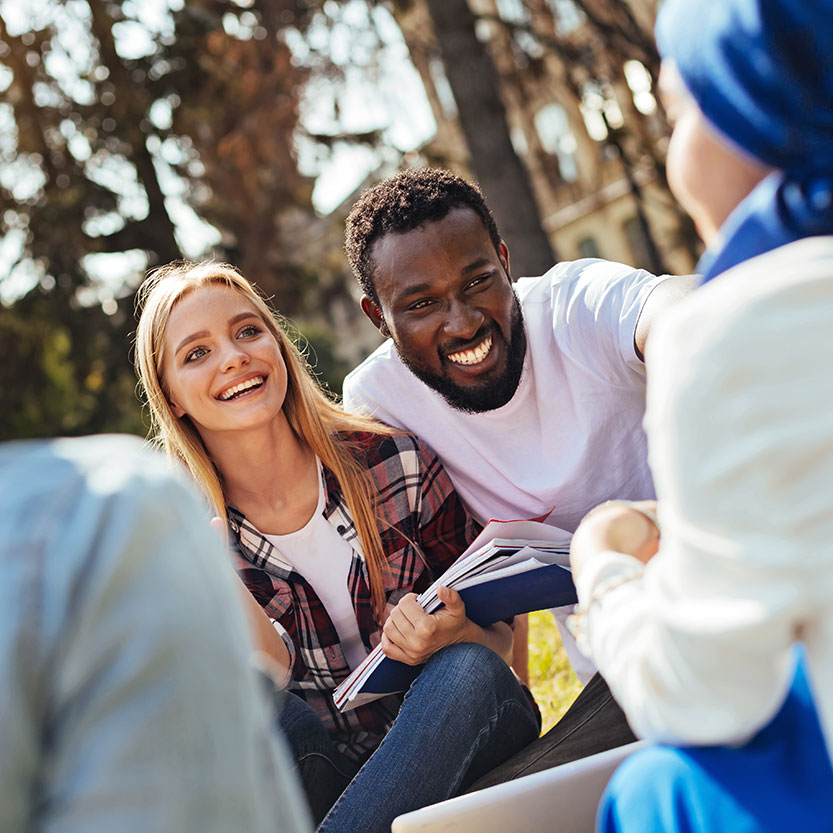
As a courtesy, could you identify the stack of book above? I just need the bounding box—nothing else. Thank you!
[334,518,576,712]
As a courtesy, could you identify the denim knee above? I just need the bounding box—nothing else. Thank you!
[421,642,516,694]
[278,691,334,758]
[411,642,531,722]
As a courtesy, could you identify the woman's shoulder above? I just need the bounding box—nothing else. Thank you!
[336,429,441,472]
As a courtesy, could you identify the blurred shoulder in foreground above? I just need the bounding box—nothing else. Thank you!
[0,434,311,833]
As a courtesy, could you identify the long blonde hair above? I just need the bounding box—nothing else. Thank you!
[135,260,392,620]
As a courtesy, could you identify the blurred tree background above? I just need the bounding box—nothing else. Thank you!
[0,0,696,441]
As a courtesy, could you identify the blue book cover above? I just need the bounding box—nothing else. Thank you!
[359,564,576,695]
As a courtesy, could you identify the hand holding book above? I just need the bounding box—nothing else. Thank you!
[381,586,513,667]
[333,518,578,712]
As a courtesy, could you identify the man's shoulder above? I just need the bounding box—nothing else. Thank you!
[344,338,397,382]
[515,258,655,307]
[342,339,416,416]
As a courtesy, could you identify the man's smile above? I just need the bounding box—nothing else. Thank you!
[447,336,493,367]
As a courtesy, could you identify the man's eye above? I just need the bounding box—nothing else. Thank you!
[185,347,208,363]
[409,299,434,311]
[467,274,492,290]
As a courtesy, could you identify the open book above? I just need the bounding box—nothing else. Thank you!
[333,519,575,713]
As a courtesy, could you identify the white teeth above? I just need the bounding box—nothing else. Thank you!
[448,337,493,366]
[219,376,264,400]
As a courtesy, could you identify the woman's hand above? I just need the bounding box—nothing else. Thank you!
[570,500,661,581]
[381,586,478,666]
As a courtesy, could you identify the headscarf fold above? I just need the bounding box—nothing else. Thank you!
[655,0,833,283]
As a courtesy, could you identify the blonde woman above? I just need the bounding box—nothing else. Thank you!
[134,261,539,832]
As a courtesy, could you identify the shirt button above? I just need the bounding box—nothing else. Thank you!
[337,524,346,535]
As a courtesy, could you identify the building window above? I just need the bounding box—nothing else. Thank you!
[534,103,579,182]
[577,236,601,259]
[623,216,652,269]
[496,0,529,23]
[624,60,658,116]
[546,0,584,35]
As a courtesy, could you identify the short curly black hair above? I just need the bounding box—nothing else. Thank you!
[344,167,502,303]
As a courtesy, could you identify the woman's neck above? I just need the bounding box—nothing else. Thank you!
[204,416,320,535]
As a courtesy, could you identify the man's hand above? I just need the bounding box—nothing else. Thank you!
[381,586,475,666]
[570,500,660,580]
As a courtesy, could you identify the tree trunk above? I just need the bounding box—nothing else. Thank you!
[422,0,557,277]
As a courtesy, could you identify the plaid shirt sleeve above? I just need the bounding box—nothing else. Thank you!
[229,544,298,676]
[356,432,473,574]
[409,436,474,573]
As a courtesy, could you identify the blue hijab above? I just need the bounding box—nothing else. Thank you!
[655,0,833,283]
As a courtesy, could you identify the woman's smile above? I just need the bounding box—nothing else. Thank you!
[162,284,288,436]
[216,373,267,401]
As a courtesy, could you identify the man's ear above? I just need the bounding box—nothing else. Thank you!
[498,240,511,278]
[360,295,391,338]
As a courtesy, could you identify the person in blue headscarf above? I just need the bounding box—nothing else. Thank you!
[566,0,833,830]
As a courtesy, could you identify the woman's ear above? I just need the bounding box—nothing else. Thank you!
[167,392,186,419]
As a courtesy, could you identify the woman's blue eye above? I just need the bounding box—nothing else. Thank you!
[238,324,260,337]
[185,347,207,362]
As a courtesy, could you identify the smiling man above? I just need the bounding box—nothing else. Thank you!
[341,167,694,787]
[343,168,692,549]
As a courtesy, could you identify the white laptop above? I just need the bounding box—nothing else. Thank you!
[391,740,647,833]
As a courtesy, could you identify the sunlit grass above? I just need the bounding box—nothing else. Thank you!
[528,609,583,734]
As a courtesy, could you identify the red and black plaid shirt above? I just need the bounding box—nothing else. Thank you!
[229,431,472,761]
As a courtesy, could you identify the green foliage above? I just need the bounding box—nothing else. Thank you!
[296,321,353,398]
[528,609,582,734]
[0,289,145,440]
[0,0,322,440]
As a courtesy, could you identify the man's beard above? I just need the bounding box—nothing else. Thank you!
[394,297,526,414]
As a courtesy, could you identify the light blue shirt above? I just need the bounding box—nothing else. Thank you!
[0,435,311,833]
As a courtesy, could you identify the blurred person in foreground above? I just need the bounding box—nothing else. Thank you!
[569,0,833,830]
[0,435,311,833]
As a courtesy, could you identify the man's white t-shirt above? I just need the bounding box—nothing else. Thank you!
[343,259,668,682]
[344,259,666,532]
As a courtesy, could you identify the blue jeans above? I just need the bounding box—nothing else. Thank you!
[281,642,540,833]
[278,692,360,824]
[598,657,833,833]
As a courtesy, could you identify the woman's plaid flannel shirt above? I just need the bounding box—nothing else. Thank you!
[229,431,473,762]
